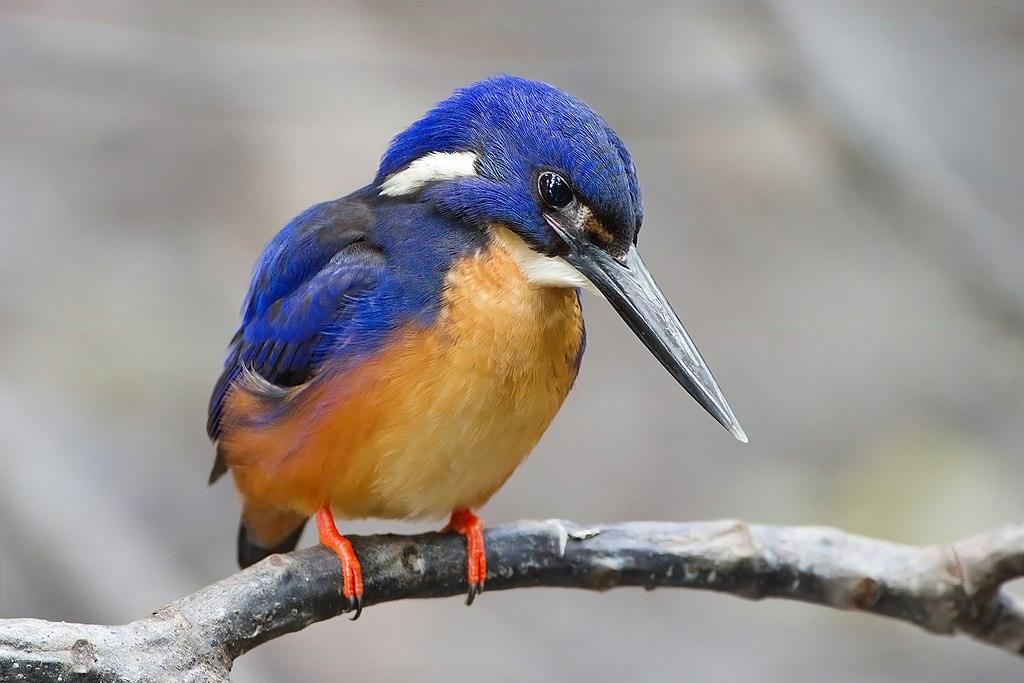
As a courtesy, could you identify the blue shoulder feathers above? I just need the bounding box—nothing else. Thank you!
[207,190,484,441]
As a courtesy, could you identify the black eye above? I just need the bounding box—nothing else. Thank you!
[538,172,574,209]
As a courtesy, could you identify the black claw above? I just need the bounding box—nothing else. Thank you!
[347,594,363,620]
[465,582,482,606]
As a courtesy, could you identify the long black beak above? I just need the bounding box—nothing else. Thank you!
[552,221,747,443]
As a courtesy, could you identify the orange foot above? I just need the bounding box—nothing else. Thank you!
[444,508,486,605]
[316,505,364,619]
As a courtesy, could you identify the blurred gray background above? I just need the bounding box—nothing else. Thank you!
[1,1,1022,681]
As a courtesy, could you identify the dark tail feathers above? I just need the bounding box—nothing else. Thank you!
[237,517,308,569]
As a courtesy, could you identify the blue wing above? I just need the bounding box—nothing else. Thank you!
[207,196,384,443]
[207,190,478,484]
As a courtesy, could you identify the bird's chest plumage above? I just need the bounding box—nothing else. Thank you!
[343,239,583,518]
[225,231,584,520]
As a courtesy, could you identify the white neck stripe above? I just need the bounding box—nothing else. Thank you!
[490,226,596,292]
[379,151,478,196]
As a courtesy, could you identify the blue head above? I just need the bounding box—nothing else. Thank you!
[375,75,642,257]
[374,75,746,443]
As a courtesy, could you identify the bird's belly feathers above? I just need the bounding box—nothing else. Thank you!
[221,231,583,520]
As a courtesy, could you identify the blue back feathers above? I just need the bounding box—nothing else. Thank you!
[207,192,485,438]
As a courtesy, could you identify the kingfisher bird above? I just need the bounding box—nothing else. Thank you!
[208,75,746,618]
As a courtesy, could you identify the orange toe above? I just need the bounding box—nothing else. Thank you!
[444,508,486,604]
[316,506,364,619]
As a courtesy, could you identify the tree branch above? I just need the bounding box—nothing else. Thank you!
[2,520,1021,681]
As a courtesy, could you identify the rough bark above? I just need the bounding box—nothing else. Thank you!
[1,520,1021,681]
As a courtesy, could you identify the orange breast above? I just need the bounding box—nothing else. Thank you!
[220,228,584,521]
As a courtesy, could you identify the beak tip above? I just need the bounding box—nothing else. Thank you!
[730,424,749,444]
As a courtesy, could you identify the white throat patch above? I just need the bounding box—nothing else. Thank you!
[490,226,595,291]
[379,151,478,196]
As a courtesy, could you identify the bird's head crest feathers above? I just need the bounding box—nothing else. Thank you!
[375,75,643,254]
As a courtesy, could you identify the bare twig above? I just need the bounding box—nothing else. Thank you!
[1,520,1021,681]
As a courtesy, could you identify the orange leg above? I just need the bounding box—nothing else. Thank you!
[443,508,486,605]
[315,506,364,619]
